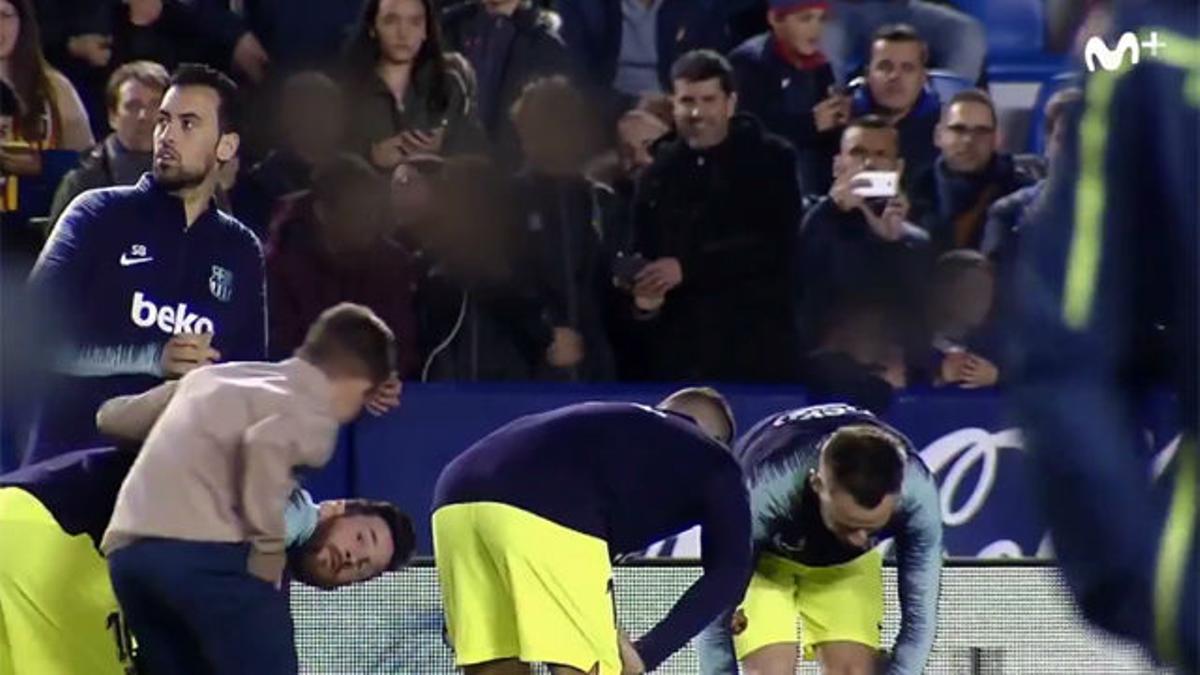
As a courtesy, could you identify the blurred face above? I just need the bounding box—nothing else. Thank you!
[375,0,427,66]
[937,101,997,174]
[812,468,898,550]
[297,513,395,588]
[1045,116,1068,163]
[833,125,900,179]
[153,85,238,190]
[281,86,344,162]
[329,376,376,423]
[0,0,17,62]
[317,189,385,255]
[617,112,668,178]
[673,78,736,150]
[111,79,164,153]
[483,0,519,16]
[769,8,826,56]
[867,39,926,115]
[940,267,994,328]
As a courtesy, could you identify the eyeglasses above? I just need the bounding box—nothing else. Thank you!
[946,124,995,138]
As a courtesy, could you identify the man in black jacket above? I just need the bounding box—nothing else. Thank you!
[796,114,931,351]
[442,0,573,168]
[49,61,168,225]
[630,50,801,382]
[909,89,1037,253]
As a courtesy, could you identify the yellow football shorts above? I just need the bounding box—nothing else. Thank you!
[733,550,884,662]
[432,502,620,675]
[0,487,132,675]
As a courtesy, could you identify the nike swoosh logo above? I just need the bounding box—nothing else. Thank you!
[120,254,154,267]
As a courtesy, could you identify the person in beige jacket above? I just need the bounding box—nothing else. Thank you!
[102,302,399,675]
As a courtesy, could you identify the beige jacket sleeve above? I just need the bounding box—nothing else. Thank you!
[96,381,180,442]
[47,69,95,152]
[239,414,338,584]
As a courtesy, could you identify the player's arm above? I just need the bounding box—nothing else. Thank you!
[223,238,268,361]
[95,380,180,442]
[238,414,336,585]
[888,460,943,675]
[30,195,166,376]
[633,469,753,671]
[283,488,320,549]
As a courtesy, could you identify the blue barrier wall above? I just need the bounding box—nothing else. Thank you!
[302,384,1180,559]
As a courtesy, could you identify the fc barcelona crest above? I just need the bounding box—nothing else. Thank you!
[209,265,234,302]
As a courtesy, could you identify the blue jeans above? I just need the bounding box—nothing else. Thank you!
[108,539,297,675]
[824,0,987,83]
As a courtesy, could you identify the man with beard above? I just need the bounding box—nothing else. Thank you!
[0,444,413,675]
[24,63,266,464]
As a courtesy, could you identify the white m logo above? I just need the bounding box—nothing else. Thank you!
[1085,32,1140,72]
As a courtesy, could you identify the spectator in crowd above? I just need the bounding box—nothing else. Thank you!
[409,155,584,381]
[822,0,986,84]
[24,64,265,463]
[729,0,848,196]
[557,0,738,118]
[597,100,671,249]
[800,300,906,413]
[630,50,800,382]
[441,0,572,169]
[510,76,615,381]
[342,0,485,173]
[266,153,420,377]
[921,249,999,388]
[48,60,167,224]
[232,71,345,238]
[910,89,1037,253]
[796,115,930,351]
[1,0,94,214]
[850,24,940,179]
[982,87,1083,272]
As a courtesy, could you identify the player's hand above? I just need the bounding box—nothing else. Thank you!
[633,258,682,297]
[365,374,403,416]
[232,32,271,84]
[67,34,113,68]
[546,327,585,368]
[959,353,999,388]
[730,608,749,635]
[618,628,646,674]
[632,291,665,313]
[160,333,219,379]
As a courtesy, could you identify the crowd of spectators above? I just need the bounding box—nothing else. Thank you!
[3,0,1098,426]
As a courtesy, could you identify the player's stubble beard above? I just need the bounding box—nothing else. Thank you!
[152,143,218,192]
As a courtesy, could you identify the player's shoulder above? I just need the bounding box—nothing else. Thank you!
[729,33,769,64]
[212,209,265,259]
[57,181,144,225]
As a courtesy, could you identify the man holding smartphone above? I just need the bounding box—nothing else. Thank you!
[24,64,265,464]
[796,114,931,350]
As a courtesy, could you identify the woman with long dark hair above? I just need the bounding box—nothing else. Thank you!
[342,0,483,172]
[1,0,93,211]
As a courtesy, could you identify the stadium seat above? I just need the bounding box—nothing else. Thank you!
[955,0,1068,82]
[13,149,79,231]
[927,69,974,102]
[1026,71,1084,153]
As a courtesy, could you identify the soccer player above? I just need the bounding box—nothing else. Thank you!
[1013,1,1197,671]
[100,302,396,675]
[25,63,265,463]
[696,403,942,675]
[432,387,752,675]
[0,445,414,675]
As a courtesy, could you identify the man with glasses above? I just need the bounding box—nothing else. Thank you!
[910,89,1036,254]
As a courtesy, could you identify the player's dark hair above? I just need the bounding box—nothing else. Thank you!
[670,49,736,95]
[822,426,905,508]
[169,63,239,134]
[342,499,416,572]
[945,88,998,128]
[933,249,992,287]
[871,23,929,65]
[296,303,396,385]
